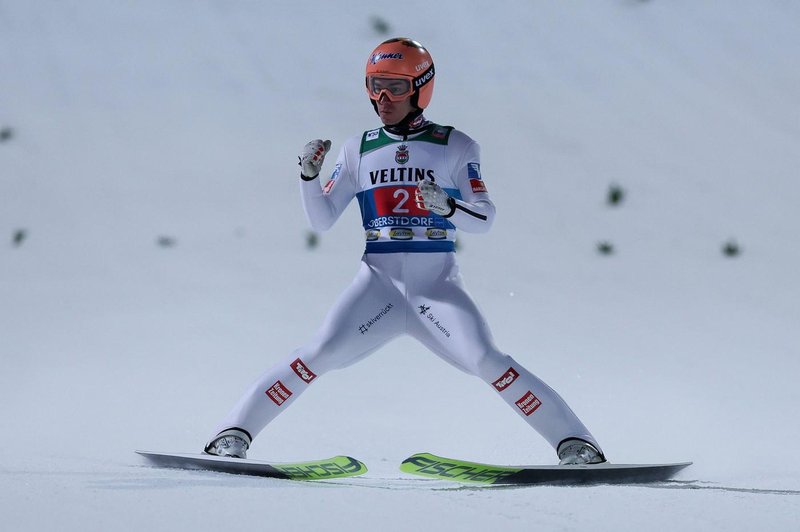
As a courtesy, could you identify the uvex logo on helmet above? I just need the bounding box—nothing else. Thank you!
[413,65,435,88]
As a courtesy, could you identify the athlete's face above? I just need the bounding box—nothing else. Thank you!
[375,92,415,126]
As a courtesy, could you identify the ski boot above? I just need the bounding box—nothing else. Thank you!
[205,429,251,459]
[557,438,606,465]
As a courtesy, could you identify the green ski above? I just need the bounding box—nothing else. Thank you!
[401,452,691,486]
[137,450,367,480]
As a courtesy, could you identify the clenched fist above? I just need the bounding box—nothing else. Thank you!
[416,180,455,216]
[299,139,332,179]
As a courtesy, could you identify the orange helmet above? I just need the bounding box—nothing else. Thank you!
[365,38,435,109]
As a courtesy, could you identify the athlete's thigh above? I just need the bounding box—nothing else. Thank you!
[302,256,404,373]
[408,261,506,377]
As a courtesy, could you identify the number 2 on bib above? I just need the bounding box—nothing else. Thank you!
[373,186,428,216]
[392,188,410,213]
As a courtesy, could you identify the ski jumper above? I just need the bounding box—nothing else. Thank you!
[208,122,602,453]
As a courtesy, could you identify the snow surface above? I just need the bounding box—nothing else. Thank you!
[2,0,799,530]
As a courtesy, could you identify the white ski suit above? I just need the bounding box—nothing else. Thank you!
[208,121,601,455]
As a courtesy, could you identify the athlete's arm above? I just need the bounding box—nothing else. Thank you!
[298,139,356,231]
[444,136,495,233]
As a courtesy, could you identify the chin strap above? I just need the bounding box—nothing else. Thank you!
[383,108,428,136]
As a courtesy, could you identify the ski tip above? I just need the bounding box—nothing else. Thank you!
[401,452,435,461]
[333,455,369,475]
[279,455,368,479]
[400,452,439,469]
[264,455,368,479]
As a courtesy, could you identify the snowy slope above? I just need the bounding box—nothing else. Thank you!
[1,1,799,530]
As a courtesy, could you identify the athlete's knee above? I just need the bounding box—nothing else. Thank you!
[285,344,330,377]
[465,349,513,381]
[288,336,364,376]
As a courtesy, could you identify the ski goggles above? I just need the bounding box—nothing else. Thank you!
[366,75,415,102]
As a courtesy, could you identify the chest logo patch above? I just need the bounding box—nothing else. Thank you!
[395,144,410,165]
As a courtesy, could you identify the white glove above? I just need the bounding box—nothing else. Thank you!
[416,180,454,216]
[299,139,332,179]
